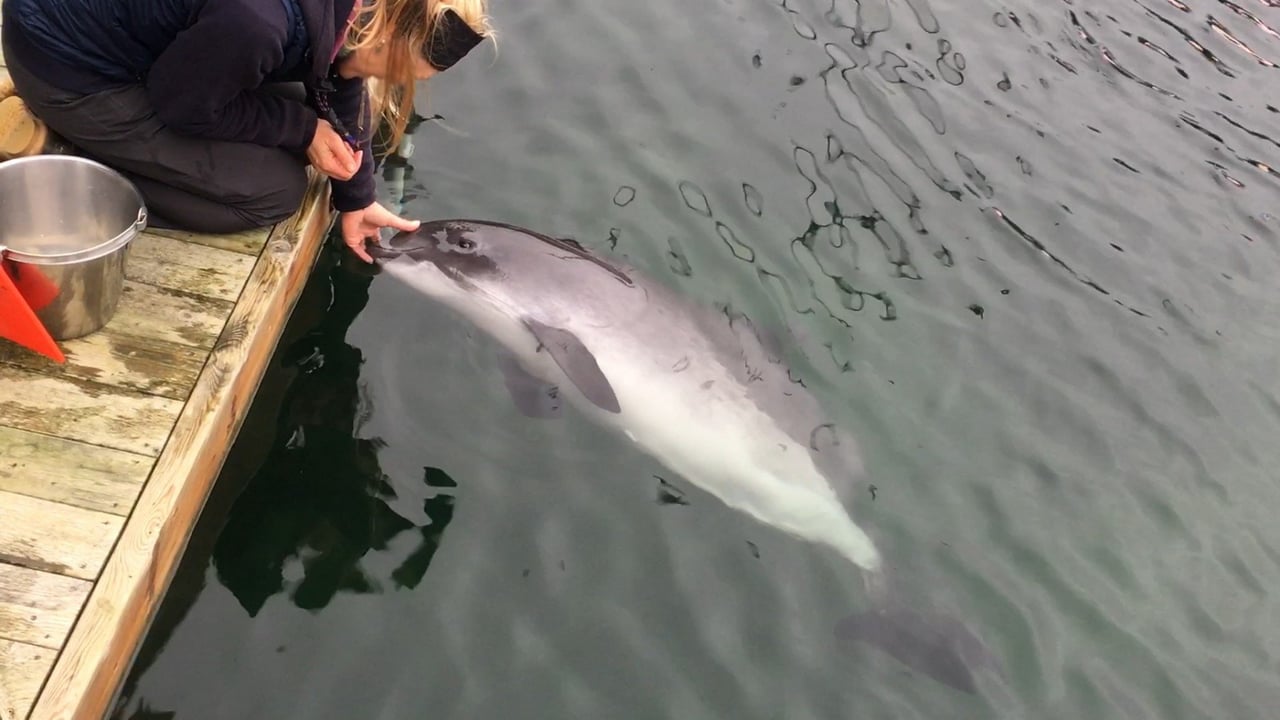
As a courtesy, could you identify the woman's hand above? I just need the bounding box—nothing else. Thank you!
[307,119,362,181]
[340,202,421,263]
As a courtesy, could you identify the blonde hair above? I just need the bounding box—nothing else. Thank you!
[346,0,494,149]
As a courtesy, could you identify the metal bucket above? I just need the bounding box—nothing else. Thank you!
[0,155,147,339]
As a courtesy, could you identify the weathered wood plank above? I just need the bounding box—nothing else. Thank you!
[1,639,54,720]
[30,172,333,720]
[0,491,122,581]
[126,233,256,302]
[0,426,148,516]
[113,280,232,351]
[0,328,205,401]
[143,226,272,256]
[0,564,90,649]
[0,366,183,457]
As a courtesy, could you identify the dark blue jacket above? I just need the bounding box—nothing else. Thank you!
[1,0,375,212]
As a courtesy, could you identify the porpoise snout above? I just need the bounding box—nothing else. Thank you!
[367,229,430,260]
[366,242,398,260]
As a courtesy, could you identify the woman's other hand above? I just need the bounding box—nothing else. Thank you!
[340,201,421,262]
[307,119,362,180]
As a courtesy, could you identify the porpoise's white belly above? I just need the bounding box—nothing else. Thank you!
[547,319,884,573]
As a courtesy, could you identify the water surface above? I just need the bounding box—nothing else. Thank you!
[114,0,1280,717]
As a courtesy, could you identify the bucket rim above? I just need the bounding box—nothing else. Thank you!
[0,155,149,265]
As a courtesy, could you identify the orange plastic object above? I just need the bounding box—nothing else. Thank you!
[0,262,65,363]
[5,258,60,312]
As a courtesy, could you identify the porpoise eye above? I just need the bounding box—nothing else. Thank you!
[457,238,476,251]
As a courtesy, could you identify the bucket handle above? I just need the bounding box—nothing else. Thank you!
[133,207,148,232]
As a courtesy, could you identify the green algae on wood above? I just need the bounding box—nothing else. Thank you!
[0,366,182,456]
[127,233,256,303]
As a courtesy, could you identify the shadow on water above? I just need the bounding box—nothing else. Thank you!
[207,255,458,616]
[113,238,459,718]
[112,117,457,719]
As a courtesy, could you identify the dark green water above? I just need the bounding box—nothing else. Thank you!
[113,0,1280,717]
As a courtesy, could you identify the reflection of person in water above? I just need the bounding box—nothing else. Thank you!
[212,233,456,615]
[375,109,433,216]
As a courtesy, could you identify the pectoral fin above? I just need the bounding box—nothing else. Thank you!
[524,319,621,413]
[497,351,563,419]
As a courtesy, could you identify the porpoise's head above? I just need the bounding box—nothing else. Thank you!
[369,219,636,315]
[369,219,504,290]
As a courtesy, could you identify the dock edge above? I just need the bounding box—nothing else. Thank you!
[26,172,335,720]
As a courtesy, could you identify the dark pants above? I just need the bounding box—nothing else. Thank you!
[1,30,309,233]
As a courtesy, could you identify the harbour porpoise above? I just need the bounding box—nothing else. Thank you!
[368,219,1002,694]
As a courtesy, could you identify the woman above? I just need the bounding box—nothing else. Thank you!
[0,0,492,262]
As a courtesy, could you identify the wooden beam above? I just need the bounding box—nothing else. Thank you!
[0,639,54,720]
[0,366,183,457]
[0,426,149,516]
[0,492,122,581]
[126,233,256,303]
[110,280,233,351]
[28,174,333,720]
[0,564,91,649]
[0,328,206,401]
[142,226,271,257]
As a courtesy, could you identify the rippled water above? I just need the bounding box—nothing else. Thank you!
[114,0,1280,718]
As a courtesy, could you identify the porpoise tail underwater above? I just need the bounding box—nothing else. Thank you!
[369,218,1001,695]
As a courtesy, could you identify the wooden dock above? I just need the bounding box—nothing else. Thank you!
[1,30,336,719]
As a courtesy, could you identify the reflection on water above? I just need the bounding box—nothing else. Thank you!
[114,0,1280,717]
[209,264,458,613]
